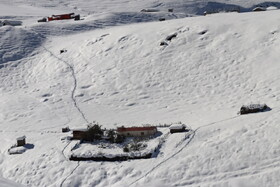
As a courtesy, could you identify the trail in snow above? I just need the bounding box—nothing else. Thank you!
[59,161,81,187]
[61,141,71,160]
[131,107,280,186]
[130,130,196,186]
[43,47,90,124]
[60,142,81,187]
[40,48,88,187]
[175,109,280,186]
[130,115,242,186]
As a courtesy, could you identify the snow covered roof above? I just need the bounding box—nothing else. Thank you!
[71,124,89,131]
[169,124,186,130]
[16,136,26,141]
[72,128,88,132]
[242,104,267,110]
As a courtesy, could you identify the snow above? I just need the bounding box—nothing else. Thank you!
[71,128,88,132]
[8,146,27,155]
[1,0,280,186]
[16,136,26,141]
[0,177,24,187]
[71,129,168,159]
[169,124,186,130]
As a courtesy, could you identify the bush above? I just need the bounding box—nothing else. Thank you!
[123,146,129,152]
[84,123,103,141]
[124,142,147,152]
[115,134,125,143]
[106,129,125,143]
[107,129,115,143]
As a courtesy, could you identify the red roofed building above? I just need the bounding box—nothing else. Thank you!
[48,13,75,21]
[117,126,157,137]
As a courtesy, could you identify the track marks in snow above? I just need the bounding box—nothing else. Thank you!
[39,48,89,187]
[43,47,89,124]
[60,161,80,187]
[175,157,280,186]
[130,130,196,186]
[130,115,242,186]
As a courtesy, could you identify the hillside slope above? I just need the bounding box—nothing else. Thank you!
[0,3,280,187]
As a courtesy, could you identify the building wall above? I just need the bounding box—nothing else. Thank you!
[118,129,157,137]
[73,131,86,140]
[17,139,26,146]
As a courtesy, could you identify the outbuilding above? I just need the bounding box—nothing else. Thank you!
[17,136,26,147]
[240,104,270,115]
[169,124,187,134]
[117,126,157,137]
[72,128,88,140]
[62,127,70,133]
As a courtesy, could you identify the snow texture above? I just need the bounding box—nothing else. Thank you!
[1,0,280,187]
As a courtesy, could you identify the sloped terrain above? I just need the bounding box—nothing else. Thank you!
[1,0,280,187]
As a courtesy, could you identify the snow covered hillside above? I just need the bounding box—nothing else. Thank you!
[0,177,23,187]
[1,0,280,187]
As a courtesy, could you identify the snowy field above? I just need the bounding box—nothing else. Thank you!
[1,0,280,186]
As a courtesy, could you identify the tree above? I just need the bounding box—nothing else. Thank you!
[115,134,125,143]
[107,129,115,143]
[84,123,103,141]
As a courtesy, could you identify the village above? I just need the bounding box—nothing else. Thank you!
[2,0,280,185]
[1,4,273,163]
[9,120,191,161]
[8,103,270,162]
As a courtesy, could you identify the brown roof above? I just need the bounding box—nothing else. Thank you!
[117,126,157,132]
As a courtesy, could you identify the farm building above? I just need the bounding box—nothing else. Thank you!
[117,126,157,137]
[169,124,187,134]
[72,128,88,140]
[16,136,26,146]
[240,104,270,115]
[47,13,80,22]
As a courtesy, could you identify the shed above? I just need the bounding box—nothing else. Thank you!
[62,127,70,133]
[16,136,26,147]
[72,128,88,140]
[240,104,270,115]
[169,124,187,134]
[117,126,157,137]
[48,13,75,21]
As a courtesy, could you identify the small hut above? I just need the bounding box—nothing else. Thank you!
[72,128,88,140]
[240,104,270,115]
[117,126,157,137]
[168,9,173,12]
[17,136,26,147]
[169,124,187,134]
[62,127,70,133]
